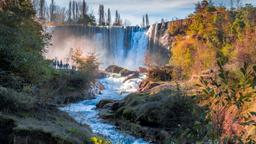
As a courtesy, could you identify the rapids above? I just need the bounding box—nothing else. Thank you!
[60,74,150,144]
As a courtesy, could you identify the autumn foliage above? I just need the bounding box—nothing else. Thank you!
[169,3,256,79]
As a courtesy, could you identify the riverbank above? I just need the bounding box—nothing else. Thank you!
[0,82,100,144]
[61,71,150,144]
[96,85,202,143]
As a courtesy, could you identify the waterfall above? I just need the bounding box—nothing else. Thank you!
[46,26,148,70]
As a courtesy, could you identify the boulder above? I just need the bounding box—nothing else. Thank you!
[96,99,116,109]
[120,69,138,77]
[105,65,124,73]
[123,73,140,82]
[139,80,161,92]
[105,65,138,77]
[99,109,115,119]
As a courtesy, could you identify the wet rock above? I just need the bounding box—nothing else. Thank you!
[96,99,116,109]
[99,109,115,119]
[105,65,138,77]
[91,81,105,95]
[105,65,124,73]
[123,73,140,82]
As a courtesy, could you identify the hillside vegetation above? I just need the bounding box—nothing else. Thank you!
[97,1,256,143]
[0,0,101,143]
[170,2,256,79]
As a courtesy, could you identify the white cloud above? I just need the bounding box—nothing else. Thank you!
[46,0,256,25]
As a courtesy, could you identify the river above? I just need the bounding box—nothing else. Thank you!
[60,74,150,144]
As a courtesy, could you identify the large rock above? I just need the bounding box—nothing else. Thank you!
[105,65,124,73]
[105,65,138,77]
[96,99,116,109]
[123,73,140,82]
[139,80,161,92]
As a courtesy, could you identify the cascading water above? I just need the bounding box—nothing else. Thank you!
[46,26,149,70]
[49,24,170,143]
[61,74,149,144]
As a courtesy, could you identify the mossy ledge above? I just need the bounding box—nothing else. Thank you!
[0,107,93,144]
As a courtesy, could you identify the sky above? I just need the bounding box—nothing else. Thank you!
[46,0,256,26]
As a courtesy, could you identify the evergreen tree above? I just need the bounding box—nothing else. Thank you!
[39,0,45,19]
[72,0,75,20]
[145,14,149,26]
[98,4,105,26]
[50,0,55,22]
[0,0,52,84]
[75,2,79,21]
[68,1,72,22]
[114,10,122,26]
[107,8,111,26]
[82,0,88,19]
[142,15,145,27]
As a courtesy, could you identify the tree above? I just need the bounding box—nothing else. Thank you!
[39,0,45,19]
[113,10,122,26]
[107,8,111,26]
[68,1,72,22]
[236,0,241,8]
[230,0,234,10]
[72,0,75,20]
[75,2,79,21]
[50,0,55,22]
[145,14,149,26]
[82,0,88,19]
[0,0,52,84]
[98,4,105,26]
[142,15,145,27]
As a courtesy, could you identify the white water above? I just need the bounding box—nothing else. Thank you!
[46,26,149,70]
[60,74,149,144]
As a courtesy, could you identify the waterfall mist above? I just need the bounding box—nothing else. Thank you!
[45,24,170,70]
[45,26,149,70]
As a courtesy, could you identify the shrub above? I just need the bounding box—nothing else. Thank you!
[147,66,173,81]
[90,136,111,144]
[198,62,256,142]
[115,89,210,143]
[0,86,35,112]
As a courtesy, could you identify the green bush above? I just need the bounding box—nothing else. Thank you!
[0,87,35,112]
[147,66,173,81]
[115,89,210,142]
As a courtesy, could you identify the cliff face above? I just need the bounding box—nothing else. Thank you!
[148,19,192,50]
[145,19,190,66]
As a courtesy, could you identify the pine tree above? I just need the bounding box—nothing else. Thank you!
[72,0,75,20]
[68,1,72,22]
[107,8,111,26]
[114,10,122,26]
[50,0,54,22]
[82,0,88,18]
[142,15,145,27]
[75,2,79,21]
[39,0,45,19]
[145,14,149,26]
[98,4,105,26]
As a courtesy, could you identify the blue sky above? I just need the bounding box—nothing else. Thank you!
[47,0,256,25]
